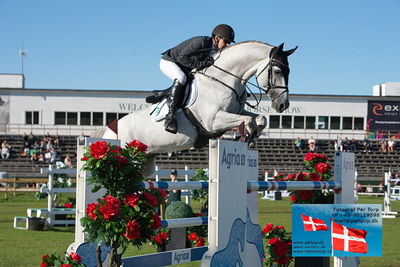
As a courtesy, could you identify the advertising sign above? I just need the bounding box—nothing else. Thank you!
[292,204,382,257]
[367,100,400,131]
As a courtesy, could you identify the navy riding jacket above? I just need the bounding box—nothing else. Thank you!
[161,36,214,72]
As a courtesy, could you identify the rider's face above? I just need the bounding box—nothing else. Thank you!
[214,36,231,50]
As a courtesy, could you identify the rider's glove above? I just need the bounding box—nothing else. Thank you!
[203,57,214,68]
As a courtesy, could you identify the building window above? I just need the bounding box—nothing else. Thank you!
[330,116,340,130]
[118,113,128,119]
[282,116,292,129]
[294,116,304,129]
[269,115,280,128]
[93,112,103,126]
[67,112,78,125]
[343,117,353,130]
[318,116,329,129]
[54,112,66,125]
[354,117,364,130]
[305,116,315,129]
[106,113,118,125]
[25,111,39,125]
[80,112,91,125]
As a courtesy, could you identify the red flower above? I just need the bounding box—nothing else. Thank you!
[160,231,168,240]
[309,173,322,181]
[296,172,306,181]
[86,203,100,220]
[188,232,198,241]
[276,226,284,230]
[40,262,47,267]
[124,194,140,208]
[290,194,297,203]
[151,213,162,230]
[114,155,128,165]
[298,190,314,201]
[315,162,331,174]
[273,240,289,257]
[285,174,296,181]
[268,237,279,245]
[64,202,73,208]
[154,234,163,244]
[157,188,168,197]
[89,141,109,160]
[262,223,274,234]
[81,156,89,161]
[123,220,141,240]
[42,254,49,261]
[128,139,148,153]
[304,152,317,162]
[69,252,82,262]
[109,147,122,154]
[60,265,71,267]
[196,237,205,247]
[277,256,291,265]
[99,195,120,220]
[143,192,158,207]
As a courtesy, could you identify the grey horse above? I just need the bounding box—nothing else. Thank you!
[101,41,297,175]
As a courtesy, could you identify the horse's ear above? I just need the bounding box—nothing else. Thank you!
[285,46,298,56]
[277,43,284,51]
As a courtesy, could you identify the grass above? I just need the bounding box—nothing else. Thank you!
[1,193,399,266]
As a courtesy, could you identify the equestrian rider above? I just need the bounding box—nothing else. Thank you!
[160,24,235,134]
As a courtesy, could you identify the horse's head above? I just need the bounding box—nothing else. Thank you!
[256,43,297,113]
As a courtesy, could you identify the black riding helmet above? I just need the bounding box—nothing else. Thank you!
[212,24,235,43]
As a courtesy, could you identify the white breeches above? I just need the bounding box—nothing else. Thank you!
[160,59,187,85]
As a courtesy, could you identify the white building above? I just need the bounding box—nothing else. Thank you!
[1,74,399,140]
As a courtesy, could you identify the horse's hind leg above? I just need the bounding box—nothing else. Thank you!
[143,154,156,177]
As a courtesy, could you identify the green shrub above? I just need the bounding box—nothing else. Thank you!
[165,201,194,219]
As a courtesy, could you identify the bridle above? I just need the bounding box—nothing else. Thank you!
[195,51,289,109]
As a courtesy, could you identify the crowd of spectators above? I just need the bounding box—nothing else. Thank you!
[294,135,397,153]
[19,132,74,166]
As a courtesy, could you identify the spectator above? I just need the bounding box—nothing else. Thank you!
[64,153,72,168]
[387,136,395,152]
[1,140,11,159]
[308,136,316,152]
[53,135,60,148]
[50,148,58,164]
[28,132,35,147]
[294,137,304,151]
[349,138,357,152]
[342,137,349,152]
[21,141,30,157]
[334,140,343,152]
[22,132,29,144]
[363,138,372,152]
[44,149,52,163]
[167,169,181,205]
[379,139,387,152]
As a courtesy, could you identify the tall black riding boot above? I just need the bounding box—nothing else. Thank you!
[164,79,185,134]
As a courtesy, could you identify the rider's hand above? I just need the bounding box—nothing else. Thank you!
[203,57,214,67]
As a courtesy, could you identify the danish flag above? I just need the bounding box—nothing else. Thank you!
[300,214,328,231]
[331,222,368,254]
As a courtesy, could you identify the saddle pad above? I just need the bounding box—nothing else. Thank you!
[150,79,198,122]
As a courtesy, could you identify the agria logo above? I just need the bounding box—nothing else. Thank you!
[372,103,400,116]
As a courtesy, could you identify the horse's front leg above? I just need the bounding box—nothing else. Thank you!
[240,111,267,146]
[211,111,256,140]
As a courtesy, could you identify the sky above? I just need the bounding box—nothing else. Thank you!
[0,0,399,95]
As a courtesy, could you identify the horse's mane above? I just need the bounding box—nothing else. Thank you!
[223,40,274,51]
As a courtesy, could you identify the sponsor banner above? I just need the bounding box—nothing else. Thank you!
[292,204,382,257]
[367,100,400,131]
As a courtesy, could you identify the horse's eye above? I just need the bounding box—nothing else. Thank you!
[274,69,282,75]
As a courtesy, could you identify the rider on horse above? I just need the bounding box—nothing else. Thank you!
[159,24,235,134]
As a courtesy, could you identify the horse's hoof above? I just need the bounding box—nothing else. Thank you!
[248,141,256,148]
